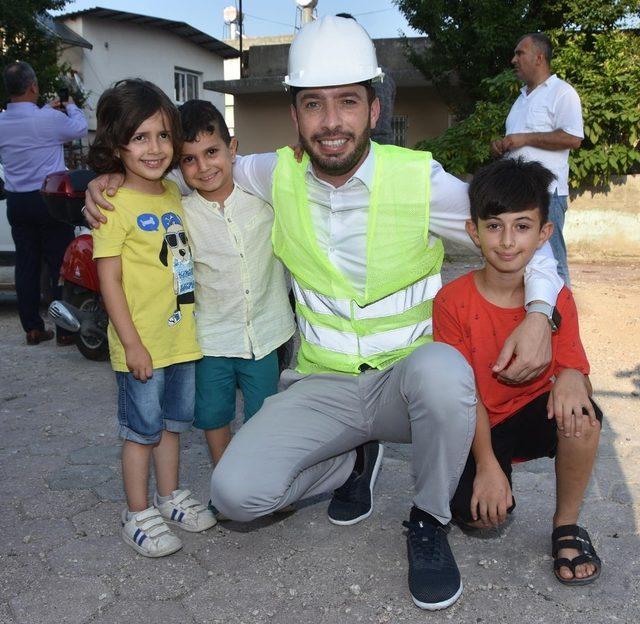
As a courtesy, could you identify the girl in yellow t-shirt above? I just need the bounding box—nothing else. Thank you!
[88,79,214,558]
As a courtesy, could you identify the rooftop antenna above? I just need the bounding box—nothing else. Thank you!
[294,0,318,30]
[223,3,244,76]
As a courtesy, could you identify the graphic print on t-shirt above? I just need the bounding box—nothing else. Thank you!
[158,212,195,326]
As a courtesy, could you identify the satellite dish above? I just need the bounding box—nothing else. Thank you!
[295,0,318,8]
[223,6,239,24]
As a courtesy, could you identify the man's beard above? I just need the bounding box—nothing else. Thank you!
[300,127,371,178]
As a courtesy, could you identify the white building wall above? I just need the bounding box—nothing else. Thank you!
[60,16,225,131]
[222,56,241,136]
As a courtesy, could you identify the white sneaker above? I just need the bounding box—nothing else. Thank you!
[155,489,217,533]
[121,506,183,558]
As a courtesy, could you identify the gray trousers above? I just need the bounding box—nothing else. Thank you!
[210,342,476,524]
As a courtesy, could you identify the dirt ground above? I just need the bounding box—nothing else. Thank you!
[569,262,640,397]
[0,259,638,624]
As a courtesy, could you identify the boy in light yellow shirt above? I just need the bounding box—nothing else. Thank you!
[177,101,295,481]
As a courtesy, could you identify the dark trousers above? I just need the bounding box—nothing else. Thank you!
[6,190,74,333]
[450,392,604,523]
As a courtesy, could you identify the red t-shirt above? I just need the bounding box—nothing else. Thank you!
[433,272,589,428]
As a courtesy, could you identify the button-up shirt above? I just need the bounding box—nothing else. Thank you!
[231,145,562,306]
[181,185,295,359]
[0,102,87,192]
[505,74,583,196]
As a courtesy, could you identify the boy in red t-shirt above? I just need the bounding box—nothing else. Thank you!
[433,158,602,586]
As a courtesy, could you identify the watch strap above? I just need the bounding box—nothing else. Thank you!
[527,302,559,331]
[527,302,553,319]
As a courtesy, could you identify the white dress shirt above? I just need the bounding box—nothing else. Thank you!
[182,185,295,359]
[505,74,583,196]
[232,145,562,306]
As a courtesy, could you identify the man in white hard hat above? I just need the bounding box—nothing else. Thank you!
[213,16,562,610]
[84,16,563,611]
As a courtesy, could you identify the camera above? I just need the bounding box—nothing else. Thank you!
[57,87,70,103]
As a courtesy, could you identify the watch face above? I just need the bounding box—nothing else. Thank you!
[552,307,562,330]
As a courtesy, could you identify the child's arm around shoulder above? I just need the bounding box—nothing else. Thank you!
[96,256,153,382]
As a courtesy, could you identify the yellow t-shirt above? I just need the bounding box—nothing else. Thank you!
[92,180,201,372]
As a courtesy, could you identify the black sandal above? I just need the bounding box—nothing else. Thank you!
[552,524,602,585]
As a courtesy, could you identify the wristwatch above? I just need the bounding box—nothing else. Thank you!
[527,302,562,332]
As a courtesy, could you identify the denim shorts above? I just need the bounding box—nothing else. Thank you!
[115,361,195,445]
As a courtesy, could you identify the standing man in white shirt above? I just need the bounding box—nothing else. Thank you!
[491,33,583,286]
[84,17,563,611]
[0,61,88,344]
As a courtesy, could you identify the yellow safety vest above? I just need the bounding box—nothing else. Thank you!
[272,142,444,375]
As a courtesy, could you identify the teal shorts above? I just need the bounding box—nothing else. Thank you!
[194,350,280,430]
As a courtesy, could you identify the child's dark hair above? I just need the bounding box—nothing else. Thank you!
[87,79,182,174]
[469,158,555,225]
[178,99,231,145]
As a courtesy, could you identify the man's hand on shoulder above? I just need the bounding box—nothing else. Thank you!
[493,312,551,384]
[547,369,597,438]
[84,173,125,228]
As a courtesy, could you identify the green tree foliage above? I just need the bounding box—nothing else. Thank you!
[0,0,72,106]
[415,30,640,188]
[394,0,547,116]
[414,72,517,179]
[395,0,640,116]
[398,0,640,187]
[556,30,640,187]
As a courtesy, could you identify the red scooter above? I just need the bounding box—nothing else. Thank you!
[41,170,109,361]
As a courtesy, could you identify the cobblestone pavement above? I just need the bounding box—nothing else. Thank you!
[0,261,638,624]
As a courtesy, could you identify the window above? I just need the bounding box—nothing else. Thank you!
[391,115,409,147]
[174,69,200,103]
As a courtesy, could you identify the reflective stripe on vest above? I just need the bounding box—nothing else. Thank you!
[297,315,433,357]
[292,273,442,321]
[272,143,443,374]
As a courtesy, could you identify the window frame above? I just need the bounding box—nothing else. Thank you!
[174,68,201,103]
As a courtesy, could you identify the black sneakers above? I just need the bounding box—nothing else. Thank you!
[327,441,384,525]
[403,518,463,610]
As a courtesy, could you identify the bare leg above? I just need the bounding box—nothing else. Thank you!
[152,431,180,497]
[554,421,601,580]
[122,440,153,512]
[204,426,233,466]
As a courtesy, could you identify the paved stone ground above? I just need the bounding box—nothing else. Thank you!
[0,261,638,624]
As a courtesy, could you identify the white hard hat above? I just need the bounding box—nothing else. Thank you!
[284,15,383,88]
